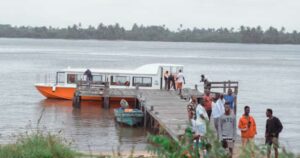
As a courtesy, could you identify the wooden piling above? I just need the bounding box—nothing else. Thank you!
[144,107,147,129]
[103,96,109,108]
[72,91,81,108]
[103,86,110,108]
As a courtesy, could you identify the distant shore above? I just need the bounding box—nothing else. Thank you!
[1,23,300,45]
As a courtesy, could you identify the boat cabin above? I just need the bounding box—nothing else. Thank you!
[55,64,184,89]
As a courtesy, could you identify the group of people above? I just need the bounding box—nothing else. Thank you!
[187,89,283,158]
[164,70,185,95]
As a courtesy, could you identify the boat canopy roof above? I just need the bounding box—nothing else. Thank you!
[59,63,184,75]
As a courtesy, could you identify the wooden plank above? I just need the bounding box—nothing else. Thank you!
[141,89,191,141]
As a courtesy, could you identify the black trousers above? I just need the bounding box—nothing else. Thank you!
[206,110,212,120]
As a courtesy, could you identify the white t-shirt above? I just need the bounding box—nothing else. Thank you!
[195,104,209,136]
[176,72,184,83]
[212,99,225,118]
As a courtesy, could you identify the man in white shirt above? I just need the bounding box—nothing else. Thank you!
[212,93,225,139]
[176,69,185,96]
[195,102,209,136]
[195,102,209,157]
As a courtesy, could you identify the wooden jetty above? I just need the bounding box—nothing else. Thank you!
[72,80,238,142]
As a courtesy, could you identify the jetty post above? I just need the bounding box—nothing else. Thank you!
[72,91,81,108]
[103,88,109,109]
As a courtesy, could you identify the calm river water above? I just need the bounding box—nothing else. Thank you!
[0,38,299,153]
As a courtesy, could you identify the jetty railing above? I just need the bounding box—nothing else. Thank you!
[208,80,239,95]
[206,80,239,114]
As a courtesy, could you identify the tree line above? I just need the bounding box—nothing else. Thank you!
[0,23,300,44]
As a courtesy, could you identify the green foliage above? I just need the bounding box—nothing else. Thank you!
[147,121,298,158]
[238,141,297,158]
[147,122,229,158]
[1,23,300,44]
[0,131,77,158]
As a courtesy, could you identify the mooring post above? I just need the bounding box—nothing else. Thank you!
[144,108,147,128]
[103,96,109,108]
[72,91,81,109]
[102,85,110,108]
[150,115,153,128]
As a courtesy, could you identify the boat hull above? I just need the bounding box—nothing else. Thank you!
[35,85,136,102]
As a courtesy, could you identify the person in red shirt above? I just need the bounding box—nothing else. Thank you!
[202,90,213,120]
[238,106,257,156]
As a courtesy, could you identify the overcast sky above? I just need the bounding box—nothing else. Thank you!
[1,0,299,31]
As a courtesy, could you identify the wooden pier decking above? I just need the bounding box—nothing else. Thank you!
[140,89,202,141]
[72,80,238,142]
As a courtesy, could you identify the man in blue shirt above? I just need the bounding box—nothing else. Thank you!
[224,88,235,114]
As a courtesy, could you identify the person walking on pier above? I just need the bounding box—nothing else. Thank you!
[218,103,236,158]
[212,93,225,138]
[224,88,235,114]
[176,69,185,96]
[203,90,213,120]
[265,108,283,158]
[238,106,257,156]
[168,73,176,90]
[195,101,209,157]
[187,96,197,120]
[163,71,169,90]
[84,69,93,86]
[200,74,211,91]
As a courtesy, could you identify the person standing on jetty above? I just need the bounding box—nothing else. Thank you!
[168,73,176,90]
[176,69,185,96]
[265,108,283,158]
[238,106,257,156]
[195,101,209,157]
[203,90,213,120]
[224,88,235,114]
[200,74,211,91]
[84,69,93,86]
[163,71,169,90]
[212,93,225,138]
[219,103,236,158]
[187,96,198,120]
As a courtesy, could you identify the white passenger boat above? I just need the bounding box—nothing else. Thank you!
[35,63,184,101]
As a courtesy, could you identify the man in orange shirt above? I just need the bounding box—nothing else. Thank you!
[238,106,257,154]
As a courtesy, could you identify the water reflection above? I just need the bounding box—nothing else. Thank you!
[38,99,148,151]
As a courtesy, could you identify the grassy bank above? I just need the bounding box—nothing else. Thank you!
[0,131,77,158]
[147,123,299,158]
[0,129,298,158]
[0,126,298,158]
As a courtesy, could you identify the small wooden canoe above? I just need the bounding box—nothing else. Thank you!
[114,108,144,126]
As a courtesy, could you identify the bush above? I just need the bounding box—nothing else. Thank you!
[0,131,77,158]
[148,121,298,158]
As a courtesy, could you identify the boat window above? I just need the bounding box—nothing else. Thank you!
[93,75,103,84]
[176,67,183,73]
[56,72,65,84]
[67,74,83,84]
[67,74,76,84]
[76,74,83,81]
[170,67,177,74]
[111,76,130,86]
[133,77,152,87]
